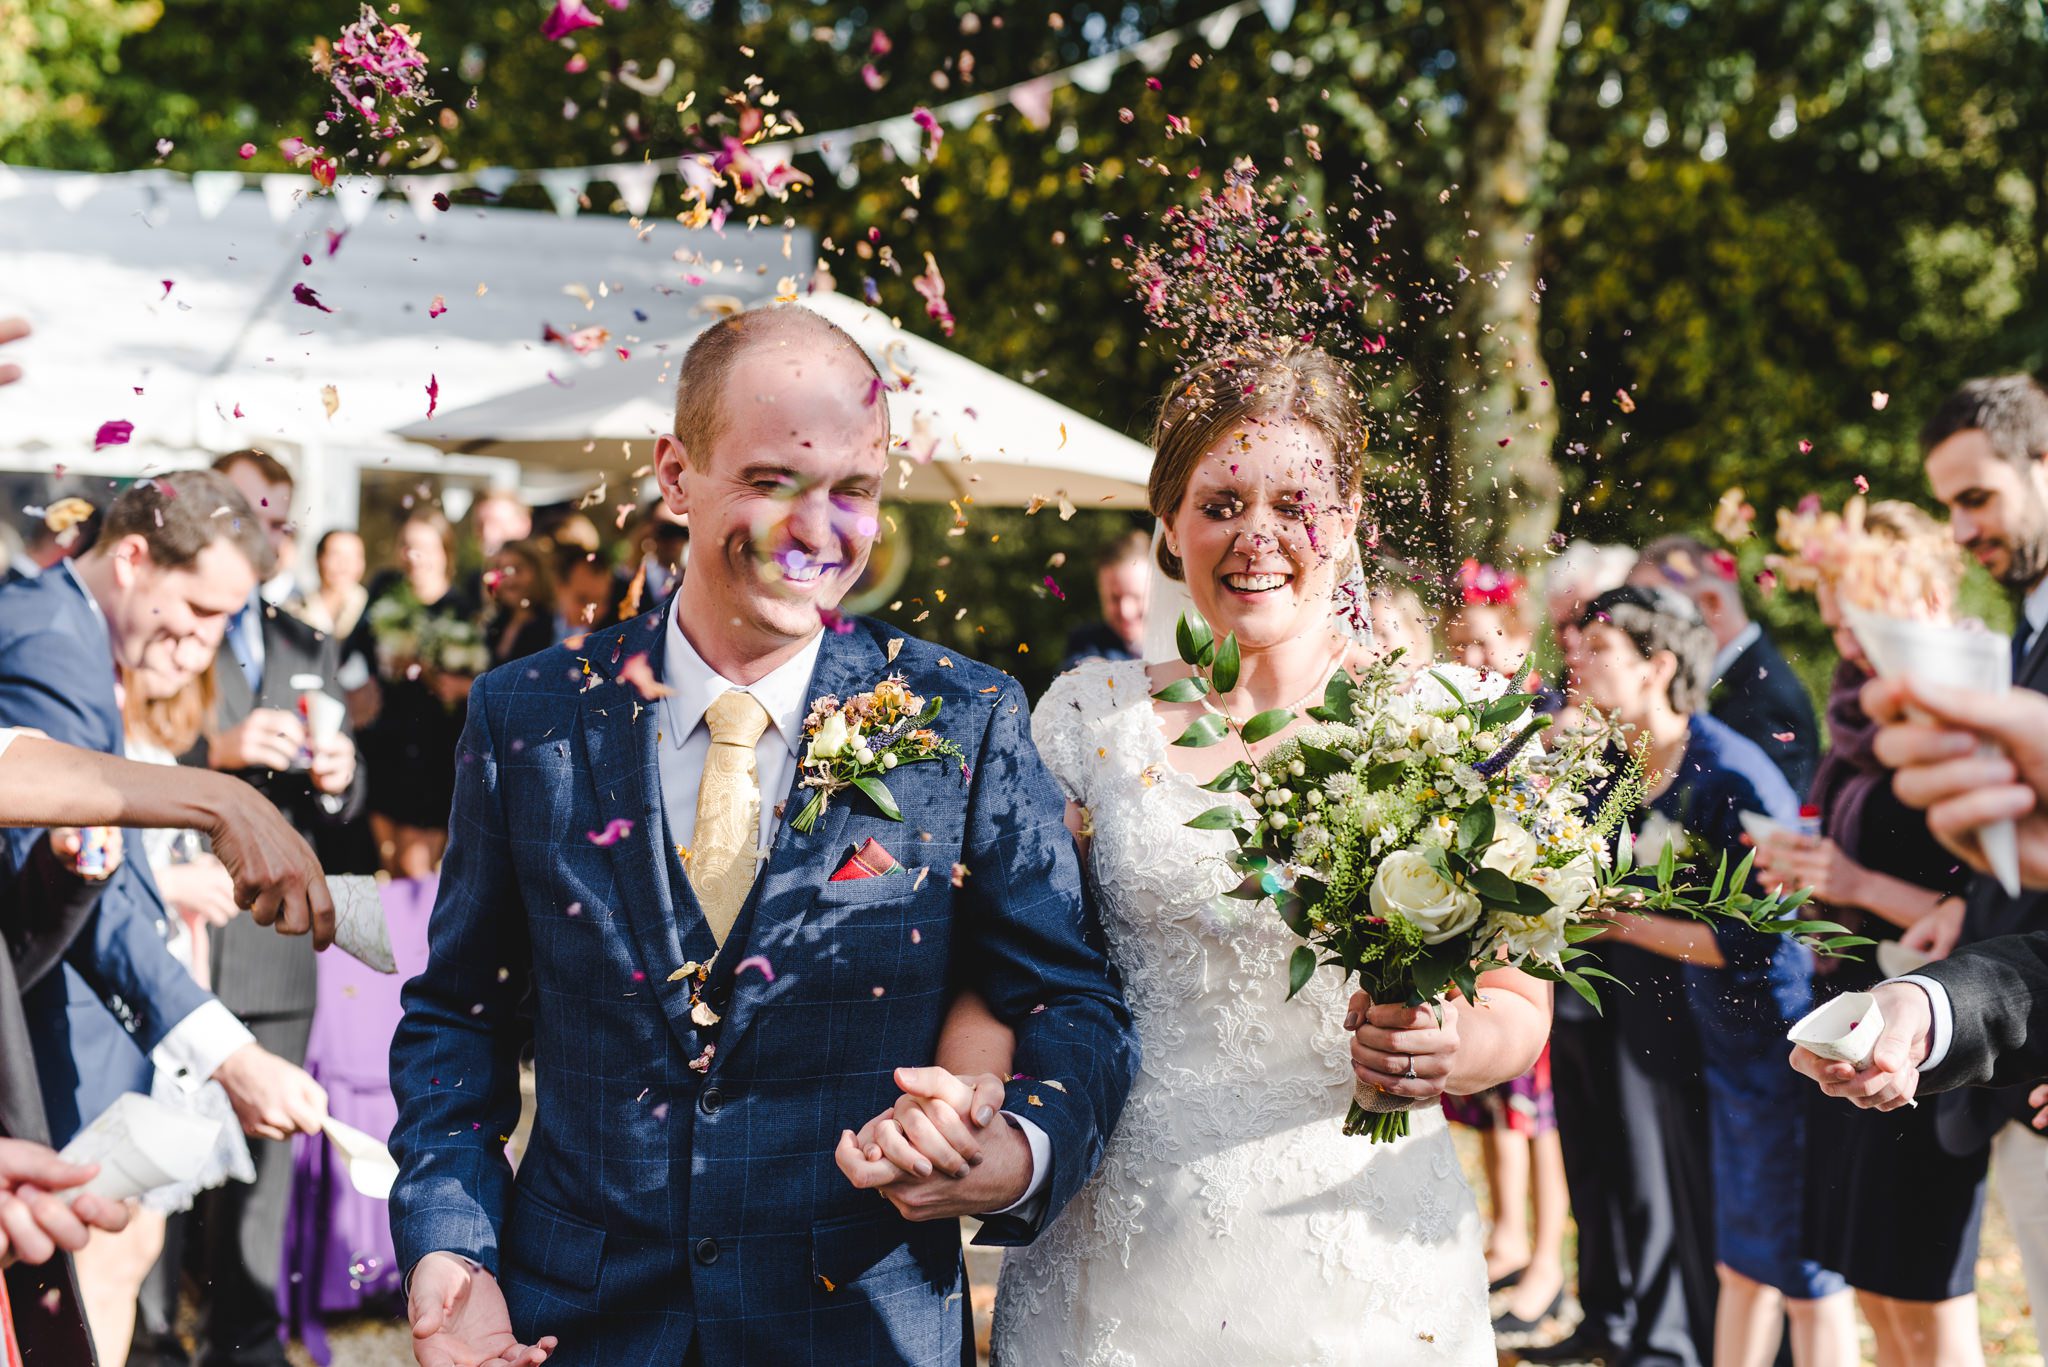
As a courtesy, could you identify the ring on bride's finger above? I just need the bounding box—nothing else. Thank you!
[1402,1055,1418,1079]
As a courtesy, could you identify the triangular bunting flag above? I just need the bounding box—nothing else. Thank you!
[1260,0,1297,31]
[1134,36,1175,72]
[608,161,661,216]
[190,171,243,220]
[536,167,589,218]
[52,175,102,211]
[1010,77,1056,130]
[1070,55,1119,94]
[260,175,303,223]
[400,175,453,222]
[333,175,383,226]
[878,118,923,166]
[814,139,860,189]
[1201,6,1244,48]
[472,166,518,197]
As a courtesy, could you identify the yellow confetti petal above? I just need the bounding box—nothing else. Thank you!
[320,384,339,419]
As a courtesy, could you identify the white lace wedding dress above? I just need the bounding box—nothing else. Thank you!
[992,658,1492,1367]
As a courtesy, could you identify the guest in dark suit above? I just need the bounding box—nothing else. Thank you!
[1632,534,1820,799]
[0,726,335,1366]
[0,471,327,1150]
[1902,374,2048,1329]
[128,451,369,1367]
[1057,529,1152,675]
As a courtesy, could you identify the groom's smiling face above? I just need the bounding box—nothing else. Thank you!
[657,329,889,677]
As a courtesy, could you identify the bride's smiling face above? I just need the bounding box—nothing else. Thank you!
[1168,415,1359,653]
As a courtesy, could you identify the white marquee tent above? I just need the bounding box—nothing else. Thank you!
[0,166,1149,541]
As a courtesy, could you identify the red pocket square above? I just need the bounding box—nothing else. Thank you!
[831,838,903,881]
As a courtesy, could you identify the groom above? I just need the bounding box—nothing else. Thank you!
[389,303,1138,1366]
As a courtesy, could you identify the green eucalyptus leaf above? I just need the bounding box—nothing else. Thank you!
[1478,693,1536,728]
[1240,708,1294,744]
[1366,761,1406,792]
[1656,836,1678,887]
[850,775,903,822]
[1152,676,1210,704]
[1200,761,1257,793]
[1426,668,1472,709]
[1175,612,1213,667]
[1186,804,1245,830]
[1212,633,1242,694]
[1297,743,1349,776]
[1464,866,1522,904]
[1173,714,1230,748]
[1277,895,1311,935]
[1564,970,1605,1013]
[1287,945,1317,999]
[1706,852,1729,905]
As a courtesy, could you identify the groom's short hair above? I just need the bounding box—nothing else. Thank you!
[671,304,884,469]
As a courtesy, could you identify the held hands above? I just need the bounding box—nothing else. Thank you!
[1864,674,2048,889]
[834,1067,1030,1220]
[196,770,335,948]
[1346,990,1460,1101]
[409,1252,556,1367]
[212,1042,328,1141]
[211,708,307,774]
[0,1138,130,1269]
[1787,979,1934,1112]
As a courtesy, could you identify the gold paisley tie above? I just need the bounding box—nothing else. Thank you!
[690,689,773,947]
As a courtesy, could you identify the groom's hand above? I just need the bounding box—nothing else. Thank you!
[1787,980,1933,1112]
[409,1252,557,1367]
[836,1068,1027,1220]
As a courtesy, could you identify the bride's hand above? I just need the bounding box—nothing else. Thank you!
[845,1068,1007,1180]
[1345,990,1459,1100]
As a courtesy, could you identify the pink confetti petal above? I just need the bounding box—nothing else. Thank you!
[735,955,775,983]
[93,420,133,449]
[424,373,439,418]
[540,0,603,41]
[293,283,332,313]
[587,817,634,846]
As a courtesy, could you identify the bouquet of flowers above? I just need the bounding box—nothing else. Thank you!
[1163,614,1859,1141]
[417,616,489,678]
[366,595,489,697]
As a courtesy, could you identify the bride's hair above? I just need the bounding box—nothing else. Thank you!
[1146,343,1365,582]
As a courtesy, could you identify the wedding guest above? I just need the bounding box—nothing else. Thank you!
[102,669,253,1367]
[357,506,477,877]
[1745,499,1985,1363]
[1907,372,2048,1328]
[1362,562,1433,675]
[133,451,367,1367]
[1578,584,1855,1367]
[483,539,558,667]
[463,489,532,606]
[1440,555,1568,1336]
[1544,540,1637,724]
[1058,529,1152,673]
[293,529,369,642]
[1632,534,1820,799]
[0,722,332,1367]
[552,538,622,642]
[0,470,327,1153]
[4,497,99,587]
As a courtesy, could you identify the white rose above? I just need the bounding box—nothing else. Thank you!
[1477,808,1542,880]
[1487,905,1571,966]
[1370,849,1483,944]
[1525,851,1600,915]
[807,711,851,762]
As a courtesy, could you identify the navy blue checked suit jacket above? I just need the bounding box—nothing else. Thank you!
[0,563,217,1142]
[388,610,1138,1366]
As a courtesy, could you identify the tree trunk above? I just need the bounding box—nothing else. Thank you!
[1440,0,1570,564]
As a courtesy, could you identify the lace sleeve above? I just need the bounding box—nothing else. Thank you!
[1030,659,1124,809]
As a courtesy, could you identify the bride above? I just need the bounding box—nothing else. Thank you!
[845,344,1552,1364]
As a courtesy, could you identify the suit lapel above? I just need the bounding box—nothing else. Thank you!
[2020,618,2048,693]
[714,625,884,1062]
[577,619,711,1058]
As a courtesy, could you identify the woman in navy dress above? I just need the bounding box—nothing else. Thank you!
[1576,585,1854,1367]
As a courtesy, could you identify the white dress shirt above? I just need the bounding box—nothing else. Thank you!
[654,599,1049,1214]
[58,560,255,1087]
[0,726,15,758]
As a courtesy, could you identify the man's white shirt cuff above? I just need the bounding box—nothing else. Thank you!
[1893,974,1954,1072]
[151,1000,255,1093]
[984,1112,1052,1218]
